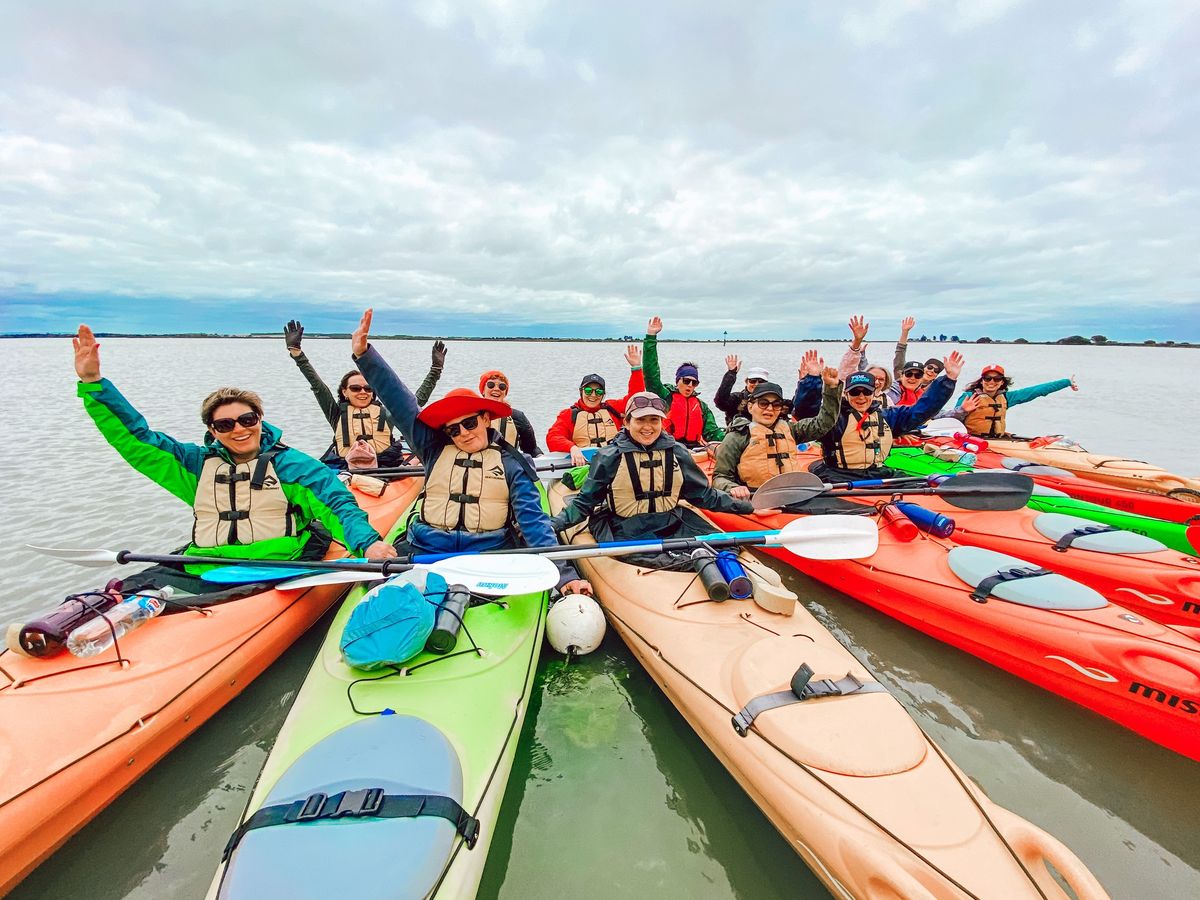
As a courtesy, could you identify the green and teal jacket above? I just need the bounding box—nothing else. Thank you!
[642,334,725,445]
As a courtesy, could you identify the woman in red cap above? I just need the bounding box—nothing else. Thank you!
[545,345,646,466]
[350,310,590,595]
[478,369,542,456]
[951,365,1078,438]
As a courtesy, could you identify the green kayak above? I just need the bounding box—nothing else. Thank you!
[886,447,1198,556]
[207,495,551,899]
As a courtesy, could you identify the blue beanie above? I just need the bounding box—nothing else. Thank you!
[675,363,699,381]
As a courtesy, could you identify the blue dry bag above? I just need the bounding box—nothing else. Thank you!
[339,571,446,670]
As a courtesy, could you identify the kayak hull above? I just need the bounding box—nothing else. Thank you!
[0,477,421,896]
[552,484,1106,899]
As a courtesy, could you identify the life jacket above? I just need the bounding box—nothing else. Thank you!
[963,392,1007,437]
[607,447,683,518]
[335,401,392,457]
[894,385,924,407]
[192,449,301,547]
[665,393,706,445]
[737,422,802,488]
[571,403,622,448]
[493,414,519,447]
[823,405,894,471]
[420,445,511,533]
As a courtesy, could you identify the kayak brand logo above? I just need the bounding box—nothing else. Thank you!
[488,465,504,478]
[1129,681,1200,715]
[1183,601,1200,616]
[260,475,280,489]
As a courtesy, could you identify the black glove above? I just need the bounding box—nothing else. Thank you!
[431,339,447,369]
[284,320,304,352]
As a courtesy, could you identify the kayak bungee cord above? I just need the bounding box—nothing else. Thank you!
[601,599,1052,900]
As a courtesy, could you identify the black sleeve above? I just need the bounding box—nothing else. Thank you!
[513,409,543,457]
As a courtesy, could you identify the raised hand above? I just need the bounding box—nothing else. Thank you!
[900,316,915,337]
[960,394,982,412]
[431,339,447,369]
[624,343,642,367]
[646,316,663,336]
[73,324,102,382]
[351,309,373,358]
[943,351,964,381]
[1070,375,1079,391]
[284,319,304,355]
[799,349,823,378]
[821,366,840,387]
[725,354,740,372]
[848,315,869,349]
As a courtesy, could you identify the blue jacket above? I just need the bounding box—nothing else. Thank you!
[817,374,957,466]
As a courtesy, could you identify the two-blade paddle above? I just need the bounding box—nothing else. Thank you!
[751,471,1033,512]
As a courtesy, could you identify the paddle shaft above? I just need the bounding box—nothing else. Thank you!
[348,458,581,478]
[110,550,420,576]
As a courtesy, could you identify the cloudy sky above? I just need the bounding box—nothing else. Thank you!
[1,0,1197,340]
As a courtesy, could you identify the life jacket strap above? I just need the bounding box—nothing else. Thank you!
[970,566,1052,603]
[221,788,480,861]
[731,663,887,737]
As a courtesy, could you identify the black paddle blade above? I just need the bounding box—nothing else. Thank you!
[752,472,826,511]
[934,472,1033,510]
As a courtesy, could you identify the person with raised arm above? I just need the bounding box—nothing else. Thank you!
[477,369,542,456]
[713,354,771,427]
[282,318,446,466]
[545,344,646,466]
[72,325,395,592]
[350,310,590,595]
[947,365,1079,438]
[641,316,725,449]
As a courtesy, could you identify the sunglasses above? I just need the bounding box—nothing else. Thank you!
[628,395,668,413]
[485,380,508,391]
[679,377,699,386]
[442,414,484,438]
[210,411,261,433]
[345,383,373,393]
[746,378,765,385]
[753,398,786,409]
[902,371,922,378]
[582,386,605,396]
[981,375,1004,383]
[847,388,874,398]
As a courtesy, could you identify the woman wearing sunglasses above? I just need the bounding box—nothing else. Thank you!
[642,317,725,449]
[947,365,1078,438]
[350,311,591,596]
[477,370,542,456]
[551,392,754,561]
[712,373,842,499]
[71,325,396,591]
[282,319,446,466]
[546,345,646,466]
[814,352,965,482]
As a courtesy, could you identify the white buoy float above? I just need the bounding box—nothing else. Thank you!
[546,593,606,656]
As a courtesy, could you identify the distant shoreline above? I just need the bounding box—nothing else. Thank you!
[1,333,1195,348]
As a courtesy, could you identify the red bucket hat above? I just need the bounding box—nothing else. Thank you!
[418,388,512,429]
[980,364,1006,377]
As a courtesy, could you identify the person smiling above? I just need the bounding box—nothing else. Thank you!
[642,316,725,448]
[477,369,542,456]
[712,371,842,499]
[546,344,646,466]
[72,325,395,591]
[350,311,590,595]
[814,351,965,482]
[949,365,1078,438]
[550,392,754,556]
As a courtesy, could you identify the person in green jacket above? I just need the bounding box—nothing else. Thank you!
[283,319,446,468]
[73,325,395,595]
[642,316,725,450]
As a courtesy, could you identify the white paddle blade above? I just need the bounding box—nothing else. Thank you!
[25,545,122,566]
[275,570,389,591]
[427,553,560,597]
[774,516,879,560]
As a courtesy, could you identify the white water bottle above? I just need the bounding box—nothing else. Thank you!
[65,587,173,657]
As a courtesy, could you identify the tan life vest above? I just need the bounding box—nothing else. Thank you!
[963,392,1007,437]
[737,422,802,489]
[832,408,894,470]
[571,404,621,448]
[494,415,518,446]
[420,446,511,533]
[192,450,299,547]
[607,448,683,518]
[335,402,392,457]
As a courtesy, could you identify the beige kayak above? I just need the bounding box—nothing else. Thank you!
[988,438,1200,501]
[548,482,1107,899]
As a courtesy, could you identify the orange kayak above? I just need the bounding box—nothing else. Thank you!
[548,481,1107,899]
[0,476,421,896]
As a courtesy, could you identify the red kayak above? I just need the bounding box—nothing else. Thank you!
[706,506,1200,762]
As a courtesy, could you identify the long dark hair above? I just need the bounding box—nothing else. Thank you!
[965,374,1013,393]
[338,370,372,397]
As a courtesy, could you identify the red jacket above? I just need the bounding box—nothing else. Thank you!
[545,369,645,452]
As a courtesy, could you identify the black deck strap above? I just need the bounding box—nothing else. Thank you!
[731,663,887,737]
[970,566,1052,603]
[222,788,479,861]
[1053,524,1117,552]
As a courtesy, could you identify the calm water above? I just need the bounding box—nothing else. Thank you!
[2,336,1198,899]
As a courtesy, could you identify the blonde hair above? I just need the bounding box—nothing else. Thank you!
[200,387,264,424]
